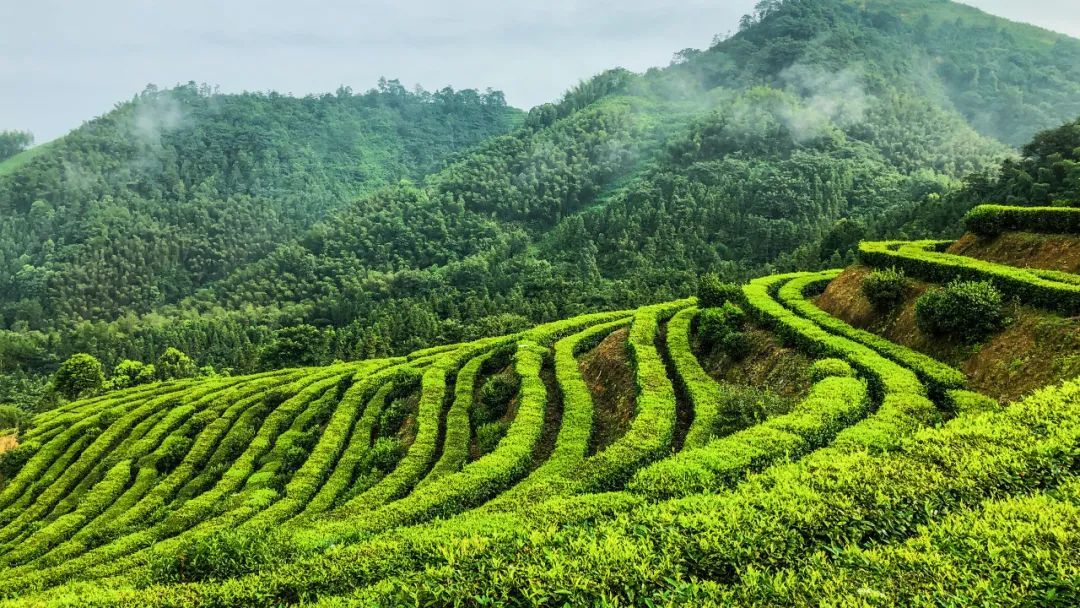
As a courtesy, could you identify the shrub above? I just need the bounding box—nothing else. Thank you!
[365,437,406,474]
[0,404,30,430]
[916,280,1006,342]
[725,386,791,429]
[861,267,908,310]
[964,204,1080,236]
[810,358,855,382]
[778,271,966,399]
[743,273,925,398]
[859,239,1080,315]
[155,435,193,474]
[475,374,518,425]
[628,375,869,499]
[698,302,749,359]
[54,354,105,400]
[698,273,743,308]
[0,441,36,478]
[719,328,751,359]
[378,396,413,438]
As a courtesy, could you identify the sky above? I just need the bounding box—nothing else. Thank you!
[3,1,1080,142]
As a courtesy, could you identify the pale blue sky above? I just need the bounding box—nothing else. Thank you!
[2,1,1078,141]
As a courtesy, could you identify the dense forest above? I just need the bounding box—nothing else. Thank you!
[4,0,1080,410]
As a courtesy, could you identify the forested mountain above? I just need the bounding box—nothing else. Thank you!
[0,81,520,326]
[4,0,1080,407]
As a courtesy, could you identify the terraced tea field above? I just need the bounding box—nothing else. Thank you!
[0,207,1077,606]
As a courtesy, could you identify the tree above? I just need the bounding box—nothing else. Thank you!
[0,130,33,162]
[156,347,197,380]
[109,359,156,390]
[54,354,105,400]
[257,325,329,370]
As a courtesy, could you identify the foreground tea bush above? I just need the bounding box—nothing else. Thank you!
[861,266,909,310]
[915,279,1007,341]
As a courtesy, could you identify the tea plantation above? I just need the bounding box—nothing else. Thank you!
[0,206,1076,606]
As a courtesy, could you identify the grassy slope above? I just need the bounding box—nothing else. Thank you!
[0,141,56,177]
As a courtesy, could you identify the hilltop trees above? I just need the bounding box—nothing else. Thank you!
[0,131,33,162]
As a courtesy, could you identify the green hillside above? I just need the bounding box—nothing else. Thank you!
[0,205,1076,605]
[7,0,1080,392]
[0,81,521,326]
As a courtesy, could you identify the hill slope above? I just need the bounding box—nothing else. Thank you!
[6,0,1080,396]
[0,213,1076,605]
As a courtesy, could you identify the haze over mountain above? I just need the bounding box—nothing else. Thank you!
[3,0,1080,141]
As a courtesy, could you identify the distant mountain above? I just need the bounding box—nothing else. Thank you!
[0,81,521,327]
[3,0,1080,384]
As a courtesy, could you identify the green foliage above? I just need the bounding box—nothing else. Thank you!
[965,204,1080,236]
[0,441,36,479]
[7,0,1071,390]
[860,239,1080,315]
[809,358,854,382]
[744,272,926,399]
[155,435,193,474]
[0,83,520,337]
[946,388,1002,415]
[420,350,499,484]
[377,396,412,439]
[257,325,330,370]
[108,360,156,391]
[474,374,518,426]
[3,0,1080,599]
[53,354,105,400]
[144,527,298,584]
[666,308,743,447]
[156,348,197,381]
[628,374,869,499]
[568,300,691,492]
[697,274,743,308]
[0,131,32,163]
[0,290,1065,604]
[916,280,1006,341]
[862,267,909,310]
[698,302,750,359]
[0,404,30,430]
[365,438,406,474]
[778,271,967,398]
[475,422,508,456]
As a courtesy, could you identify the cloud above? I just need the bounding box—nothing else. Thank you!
[778,64,869,142]
[129,93,189,148]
